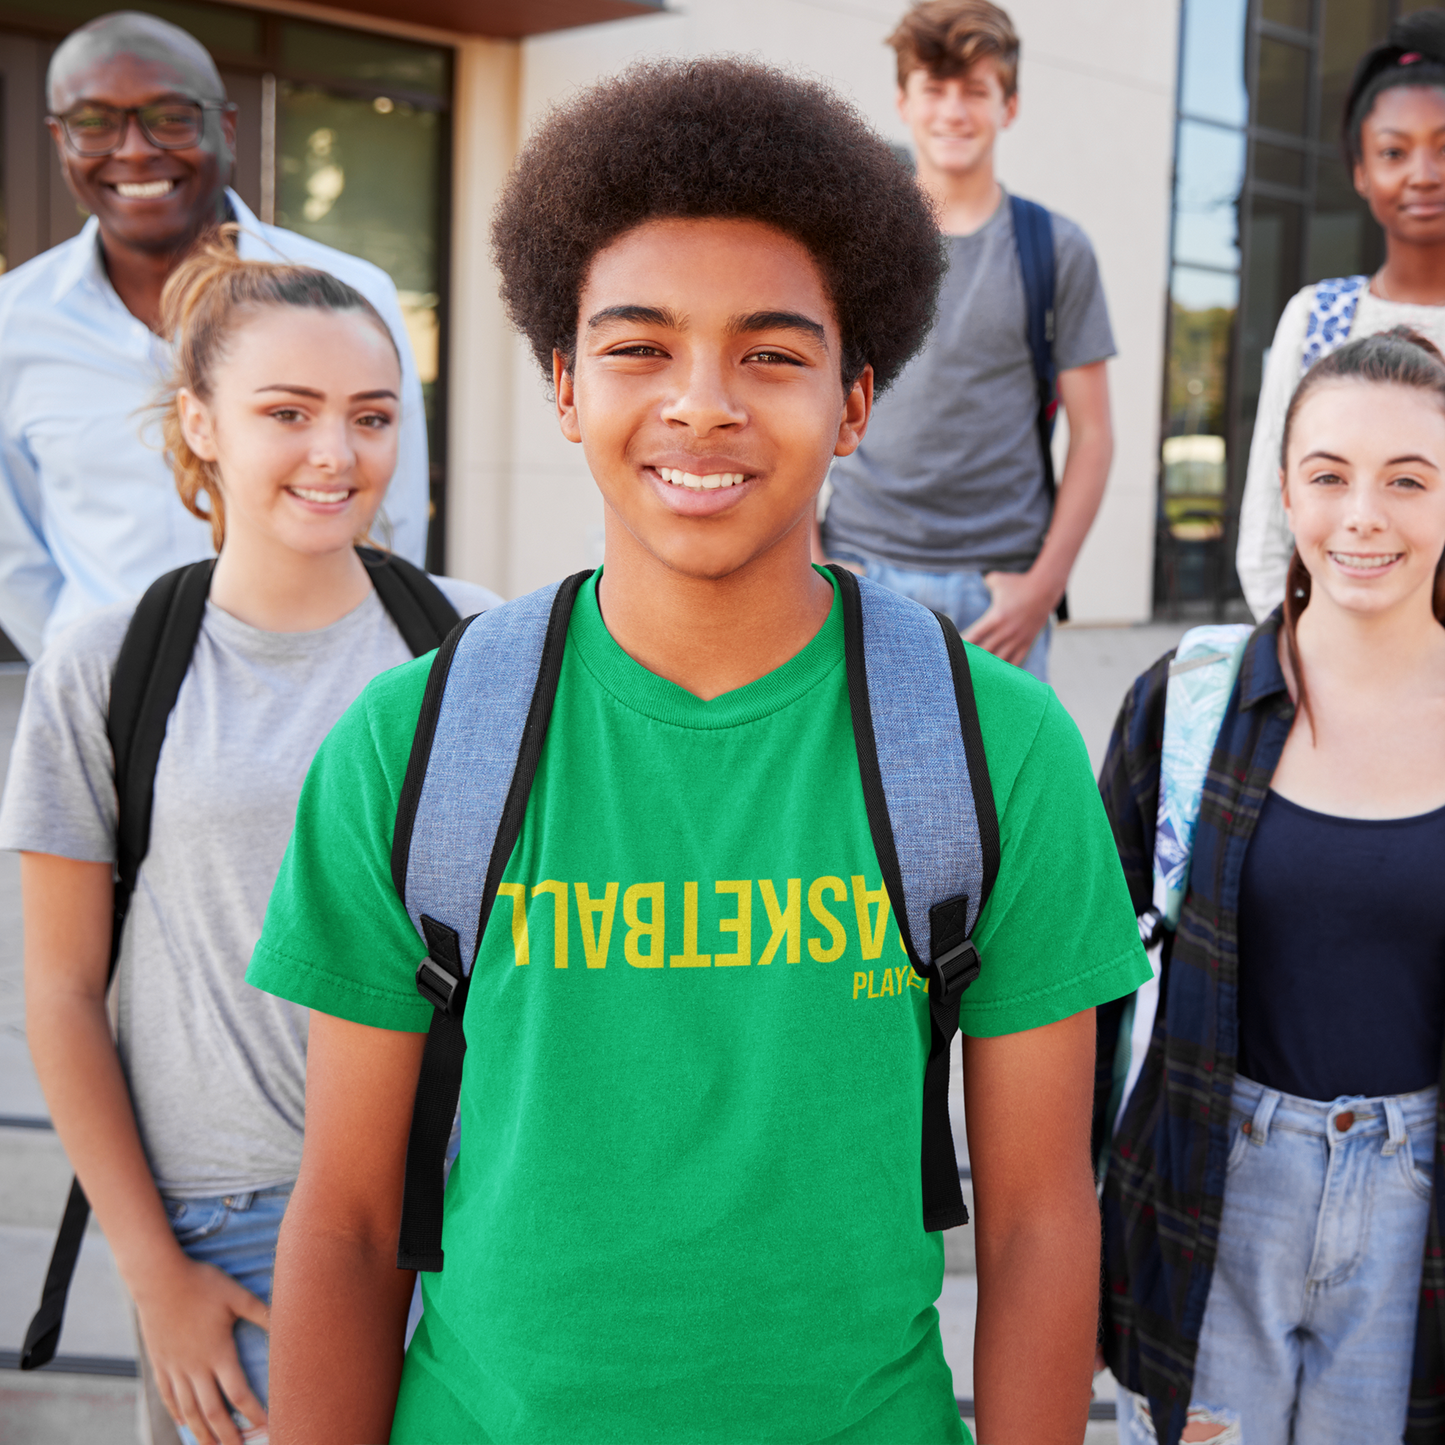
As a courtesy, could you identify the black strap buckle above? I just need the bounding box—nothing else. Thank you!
[415,955,467,1016]
[928,936,981,1003]
[416,914,467,1018]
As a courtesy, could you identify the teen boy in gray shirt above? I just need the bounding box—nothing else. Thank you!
[820,0,1114,681]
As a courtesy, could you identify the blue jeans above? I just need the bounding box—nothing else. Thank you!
[1118,1075,1436,1444]
[827,551,1051,683]
[163,1184,291,1444]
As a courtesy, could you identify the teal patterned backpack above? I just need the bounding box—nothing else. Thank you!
[1099,624,1253,1154]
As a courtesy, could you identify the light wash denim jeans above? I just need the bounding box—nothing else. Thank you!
[827,551,1051,683]
[157,1184,291,1445]
[1118,1074,1437,1444]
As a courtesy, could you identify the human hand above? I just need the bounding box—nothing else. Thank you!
[962,570,1057,666]
[133,1254,270,1445]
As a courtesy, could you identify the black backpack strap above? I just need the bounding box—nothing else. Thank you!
[357,546,462,657]
[831,565,999,1233]
[395,572,589,1271]
[1010,193,1068,624]
[21,559,213,1371]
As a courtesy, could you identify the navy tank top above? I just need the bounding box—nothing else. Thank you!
[1238,790,1445,1101]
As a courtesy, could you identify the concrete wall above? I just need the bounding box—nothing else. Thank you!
[429,1,1183,620]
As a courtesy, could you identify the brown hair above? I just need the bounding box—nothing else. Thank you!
[158,227,397,550]
[887,0,1020,97]
[1278,325,1445,730]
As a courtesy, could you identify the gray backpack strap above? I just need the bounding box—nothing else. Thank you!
[393,570,592,1271]
[830,566,999,1232]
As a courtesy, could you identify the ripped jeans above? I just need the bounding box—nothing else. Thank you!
[1118,1073,1436,1445]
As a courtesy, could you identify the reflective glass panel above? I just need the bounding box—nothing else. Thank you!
[1240,195,1302,413]
[1160,267,1240,602]
[1307,154,1383,283]
[1179,0,1249,128]
[1261,0,1310,31]
[279,22,449,100]
[1167,268,1237,447]
[1,0,259,55]
[276,81,445,474]
[1174,120,1246,271]
[1256,36,1310,136]
[1320,0,1390,142]
[1252,140,1306,188]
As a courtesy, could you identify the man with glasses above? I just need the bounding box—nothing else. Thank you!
[0,10,432,659]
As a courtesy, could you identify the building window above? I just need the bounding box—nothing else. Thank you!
[0,0,453,569]
[1157,0,1429,617]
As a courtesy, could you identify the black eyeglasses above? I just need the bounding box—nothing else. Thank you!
[49,100,234,157]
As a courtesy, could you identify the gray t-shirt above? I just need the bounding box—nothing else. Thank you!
[0,575,497,1196]
[822,191,1115,573]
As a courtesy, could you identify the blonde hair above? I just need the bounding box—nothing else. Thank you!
[887,0,1020,97]
[158,227,398,550]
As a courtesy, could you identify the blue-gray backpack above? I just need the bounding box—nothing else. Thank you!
[20,548,460,1372]
[391,564,1001,1271]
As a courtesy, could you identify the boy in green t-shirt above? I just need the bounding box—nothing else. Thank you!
[249,57,1148,1445]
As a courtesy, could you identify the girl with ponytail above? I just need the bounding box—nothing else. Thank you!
[1238,9,1445,621]
[0,232,496,1445]
[1102,327,1445,1442]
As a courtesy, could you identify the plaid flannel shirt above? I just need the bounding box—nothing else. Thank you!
[1094,610,1445,1445]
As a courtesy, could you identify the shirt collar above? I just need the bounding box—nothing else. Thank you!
[226,189,279,261]
[49,187,258,307]
[1237,607,1290,709]
[50,215,108,304]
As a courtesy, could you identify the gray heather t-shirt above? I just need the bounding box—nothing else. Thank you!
[822,191,1115,573]
[0,575,497,1196]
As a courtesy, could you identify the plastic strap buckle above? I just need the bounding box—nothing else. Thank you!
[416,914,467,1018]
[415,956,467,1015]
[929,936,981,1003]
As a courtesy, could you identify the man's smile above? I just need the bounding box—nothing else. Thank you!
[110,178,179,199]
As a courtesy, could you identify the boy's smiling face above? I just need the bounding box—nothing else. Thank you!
[556,217,871,582]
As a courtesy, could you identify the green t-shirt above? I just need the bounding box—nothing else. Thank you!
[249,571,1147,1445]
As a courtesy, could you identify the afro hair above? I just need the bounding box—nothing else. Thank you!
[490,56,945,394]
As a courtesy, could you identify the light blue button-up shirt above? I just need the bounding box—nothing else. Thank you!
[0,190,431,659]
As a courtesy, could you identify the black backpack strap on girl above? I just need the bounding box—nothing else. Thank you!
[20,549,459,1370]
[20,558,214,1370]
[357,546,467,654]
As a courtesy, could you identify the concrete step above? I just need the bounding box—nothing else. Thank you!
[0,1368,137,1445]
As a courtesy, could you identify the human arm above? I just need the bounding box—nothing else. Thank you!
[1236,290,1310,621]
[965,359,1112,664]
[268,1012,423,1443]
[0,422,63,660]
[22,852,268,1445]
[964,1007,1100,1442]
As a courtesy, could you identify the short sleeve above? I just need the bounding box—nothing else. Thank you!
[1050,214,1117,373]
[246,654,435,1031]
[960,658,1150,1038]
[0,605,131,862]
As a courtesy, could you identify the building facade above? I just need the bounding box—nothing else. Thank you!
[1160,0,1437,618]
[4,0,1417,625]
